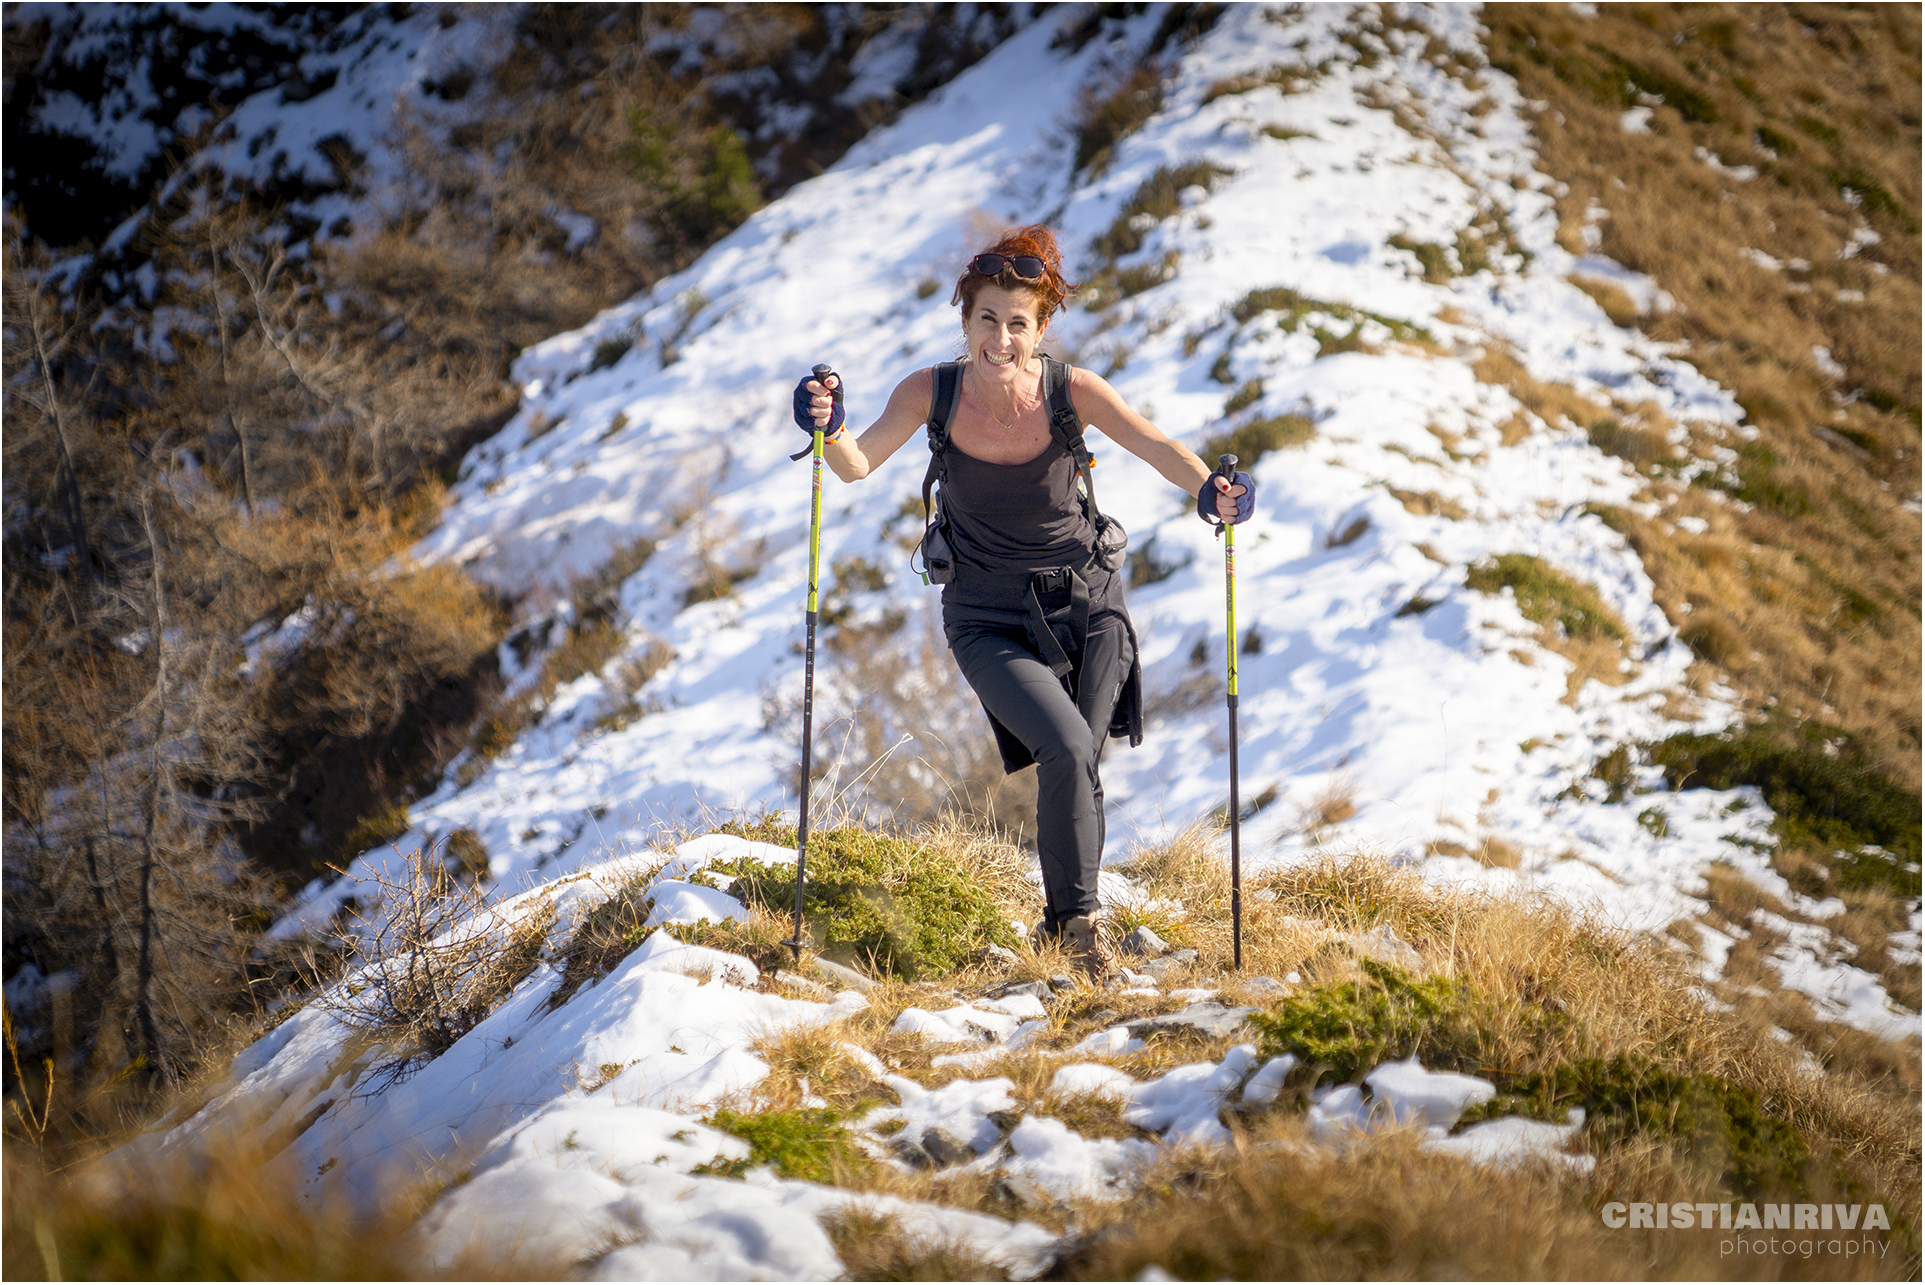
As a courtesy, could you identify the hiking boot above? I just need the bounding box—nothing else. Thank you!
[1059,914,1107,979]
[1028,918,1060,953]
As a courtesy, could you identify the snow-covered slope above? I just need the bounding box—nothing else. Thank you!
[267,2,1915,1041]
[131,7,1917,1276]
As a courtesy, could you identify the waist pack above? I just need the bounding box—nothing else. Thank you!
[913,356,1127,586]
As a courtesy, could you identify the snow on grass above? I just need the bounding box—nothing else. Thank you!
[146,5,1914,1279]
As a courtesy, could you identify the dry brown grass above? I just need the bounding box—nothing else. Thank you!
[2,1139,422,1280]
[1484,3,1921,789]
[1054,1115,1914,1281]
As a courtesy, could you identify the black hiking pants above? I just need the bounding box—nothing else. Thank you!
[943,601,1134,929]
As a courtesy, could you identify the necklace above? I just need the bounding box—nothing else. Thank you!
[973,363,1033,431]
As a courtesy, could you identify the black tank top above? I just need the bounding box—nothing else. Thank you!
[939,436,1124,614]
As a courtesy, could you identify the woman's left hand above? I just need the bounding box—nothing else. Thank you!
[1198,469,1256,525]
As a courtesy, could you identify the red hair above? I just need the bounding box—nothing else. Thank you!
[951,223,1078,321]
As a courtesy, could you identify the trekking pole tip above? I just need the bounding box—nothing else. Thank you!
[812,363,834,379]
[1218,453,1237,473]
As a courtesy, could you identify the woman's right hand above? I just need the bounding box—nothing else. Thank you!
[792,370,844,437]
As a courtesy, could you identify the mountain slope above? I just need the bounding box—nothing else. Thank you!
[98,6,1917,1279]
[270,3,1914,1042]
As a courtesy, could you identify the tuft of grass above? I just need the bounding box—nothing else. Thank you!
[1071,62,1165,176]
[1090,161,1234,262]
[1228,285,1435,345]
[2,1146,416,1281]
[1200,414,1315,468]
[1199,61,1328,106]
[700,1107,871,1184]
[822,1206,1011,1281]
[711,823,1020,979]
[1465,554,1626,642]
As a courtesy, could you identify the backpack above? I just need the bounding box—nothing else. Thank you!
[912,356,1127,585]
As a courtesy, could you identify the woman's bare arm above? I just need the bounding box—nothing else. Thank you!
[816,368,934,482]
[1069,367,1248,519]
[1068,368,1215,491]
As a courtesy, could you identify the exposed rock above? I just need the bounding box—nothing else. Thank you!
[1120,925,1170,957]
[1105,969,1157,990]
[1345,924,1422,972]
[1237,974,1288,998]
[1046,973,1077,993]
[920,1125,977,1168]
[773,969,833,1000]
[891,1134,934,1169]
[1127,1001,1256,1041]
[983,943,1020,967]
[990,1172,1050,1210]
[986,1107,1023,1135]
[1138,949,1198,980]
[992,979,1053,1002]
[808,956,877,993]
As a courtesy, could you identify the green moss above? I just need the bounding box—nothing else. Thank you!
[1461,1056,1812,1199]
[1463,554,1626,642]
[1250,960,1475,1083]
[1201,414,1314,468]
[712,823,1018,979]
[701,1108,870,1184]
[1648,730,1921,892]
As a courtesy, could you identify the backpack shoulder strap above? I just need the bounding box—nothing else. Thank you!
[922,362,963,520]
[1041,357,1101,516]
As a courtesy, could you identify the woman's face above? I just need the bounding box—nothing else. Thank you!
[963,284,1047,383]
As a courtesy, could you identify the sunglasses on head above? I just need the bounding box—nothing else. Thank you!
[970,252,1046,279]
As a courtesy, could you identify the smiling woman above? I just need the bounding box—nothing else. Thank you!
[787,224,1257,976]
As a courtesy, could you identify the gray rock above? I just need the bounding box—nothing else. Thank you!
[1120,925,1170,958]
[773,969,833,1000]
[992,979,1053,1002]
[1345,924,1421,972]
[983,943,1020,967]
[1091,1009,1121,1026]
[891,1135,934,1169]
[990,1172,1050,1210]
[920,1126,977,1168]
[808,956,877,994]
[1168,948,1199,965]
[1238,974,1287,998]
[986,1107,1023,1135]
[1138,956,1180,980]
[1128,1001,1257,1041]
[1046,973,1076,993]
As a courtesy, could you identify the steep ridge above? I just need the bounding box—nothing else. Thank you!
[270,4,1914,1041]
[120,7,1919,1277]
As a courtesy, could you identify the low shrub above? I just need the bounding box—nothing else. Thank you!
[1649,730,1921,890]
[710,823,1019,979]
[1461,1055,1813,1199]
[1249,960,1478,1083]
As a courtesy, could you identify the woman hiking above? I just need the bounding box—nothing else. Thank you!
[792,224,1255,975]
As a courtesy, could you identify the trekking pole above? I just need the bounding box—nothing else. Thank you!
[788,363,835,965]
[1216,453,1243,971]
